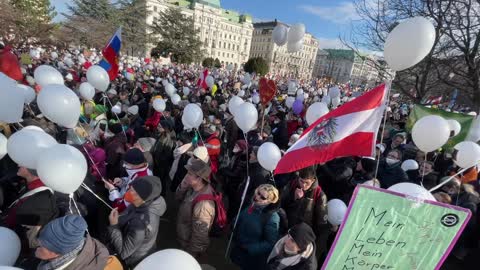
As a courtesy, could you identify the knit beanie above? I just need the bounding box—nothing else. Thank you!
[109,123,123,135]
[360,157,377,174]
[289,222,316,251]
[124,148,146,165]
[38,215,87,255]
[131,176,162,202]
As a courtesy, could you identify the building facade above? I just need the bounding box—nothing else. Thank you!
[145,0,253,66]
[312,49,391,87]
[249,21,319,80]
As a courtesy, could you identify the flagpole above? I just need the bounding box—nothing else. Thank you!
[374,81,392,180]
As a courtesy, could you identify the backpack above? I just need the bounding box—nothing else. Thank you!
[192,191,228,237]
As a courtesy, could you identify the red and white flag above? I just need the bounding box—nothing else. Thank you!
[274,83,387,175]
[197,69,209,89]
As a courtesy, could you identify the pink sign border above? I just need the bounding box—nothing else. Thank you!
[321,185,472,270]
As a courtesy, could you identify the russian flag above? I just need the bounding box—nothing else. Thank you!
[99,28,122,81]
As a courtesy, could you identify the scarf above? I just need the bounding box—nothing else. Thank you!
[37,239,85,270]
[267,236,314,270]
[169,143,192,180]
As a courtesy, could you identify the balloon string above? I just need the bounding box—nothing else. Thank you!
[226,132,250,258]
[374,81,392,180]
[420,155,427,187]
[195,128,205,146]
[81,183,114,210]
[103,94,127,139]
[428,162,480,192]
[72,129,107,182]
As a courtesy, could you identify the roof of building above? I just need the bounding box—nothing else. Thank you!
[324,49,355,60]
[166,0,251,24]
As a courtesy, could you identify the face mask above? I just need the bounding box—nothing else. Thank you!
[124,190,135,204]
[386,158,398,166]
[233,146,241,153]
[123,163,133,170]
[284,244,298,255]
[274,119,280,124]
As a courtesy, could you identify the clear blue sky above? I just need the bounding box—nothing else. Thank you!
[51,0,359,49]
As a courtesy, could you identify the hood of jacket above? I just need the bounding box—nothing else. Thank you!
[67,236,109,270]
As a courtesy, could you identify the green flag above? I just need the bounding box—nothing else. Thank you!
[322,186,471,270]
[406,105,474,150]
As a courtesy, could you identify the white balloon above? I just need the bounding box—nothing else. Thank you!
[234,102,258,133]
[252,94,260,104]
[24,125,44,132]
[306,102,329,125]
[172,94,181,105]
[17,84,36,104]
[226,64,234,71]
[287,23,306,43]
[79,82,95,100]
[321,95,331,105]
[238,90,245,97]
[86,65,109,92]
[412,115,450,152]
[257,142,282,171]
[228,96,244,116]
[183,87,191,96]
[328,86,341,98]
[182,104,203,129]
[384,17,436,71]
[388,182,435,201]
[296,94,305,102]
[243,73,252,85]
[331,97,341,108]
[0,80,24,123]
[37,84,81,128]
[288,81,297,95]
[327,199,347,226]
[134,249,201,270]
[0,227,21,266]
[0,267,23,270]
[165,83,176,97]
[153,98,166,112]
[287,39,303,53]
[205,75,214,88]
[112,103,122,114]
[285,96,295,108]
[50,51,58,59]
[447,119,461,137]
[401,159,419,171]
[272,24,289,46]
[0,133,7,160]
[37,144,87,194]
[33,65,64,87]
[7,129,57,169]
[453,141,480,168]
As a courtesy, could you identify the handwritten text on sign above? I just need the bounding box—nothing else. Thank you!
[322,186,471,270]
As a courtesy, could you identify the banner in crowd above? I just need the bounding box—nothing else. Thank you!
[406,105,474,150]
[322,185,471,270]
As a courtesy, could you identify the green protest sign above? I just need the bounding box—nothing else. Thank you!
[322,186,471,270]
[406,105,474,150]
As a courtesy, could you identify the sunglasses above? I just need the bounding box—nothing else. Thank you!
[256,192,268,201]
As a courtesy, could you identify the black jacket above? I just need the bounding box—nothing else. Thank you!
[377,160,409,188]
[316,157,356,204]
[107,196,166,266]
[281,180,328,234]
[151,133,175,180]
[272,121,289,150]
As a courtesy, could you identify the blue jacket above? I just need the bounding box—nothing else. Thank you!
[231,202,280,270]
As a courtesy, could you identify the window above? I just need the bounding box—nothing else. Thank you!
[228,44,231,49]
[223,52,225,57]
[223,43,226,49]
[154,6,157,12]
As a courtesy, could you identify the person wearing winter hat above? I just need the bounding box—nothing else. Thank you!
[105,148,152,213]
[107,176,166,267]
[35,215,109,270]
[267,222,318,270]
[176,159,215,258]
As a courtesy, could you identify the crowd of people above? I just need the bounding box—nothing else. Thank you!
[0,46,479,270]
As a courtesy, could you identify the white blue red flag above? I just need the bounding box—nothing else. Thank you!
[99,28,122,81]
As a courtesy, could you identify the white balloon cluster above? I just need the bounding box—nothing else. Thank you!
[272,23,306,53]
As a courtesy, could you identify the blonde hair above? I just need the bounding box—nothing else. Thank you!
[256,184,279,204]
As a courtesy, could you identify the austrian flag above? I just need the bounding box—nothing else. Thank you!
[274,84,388,174]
